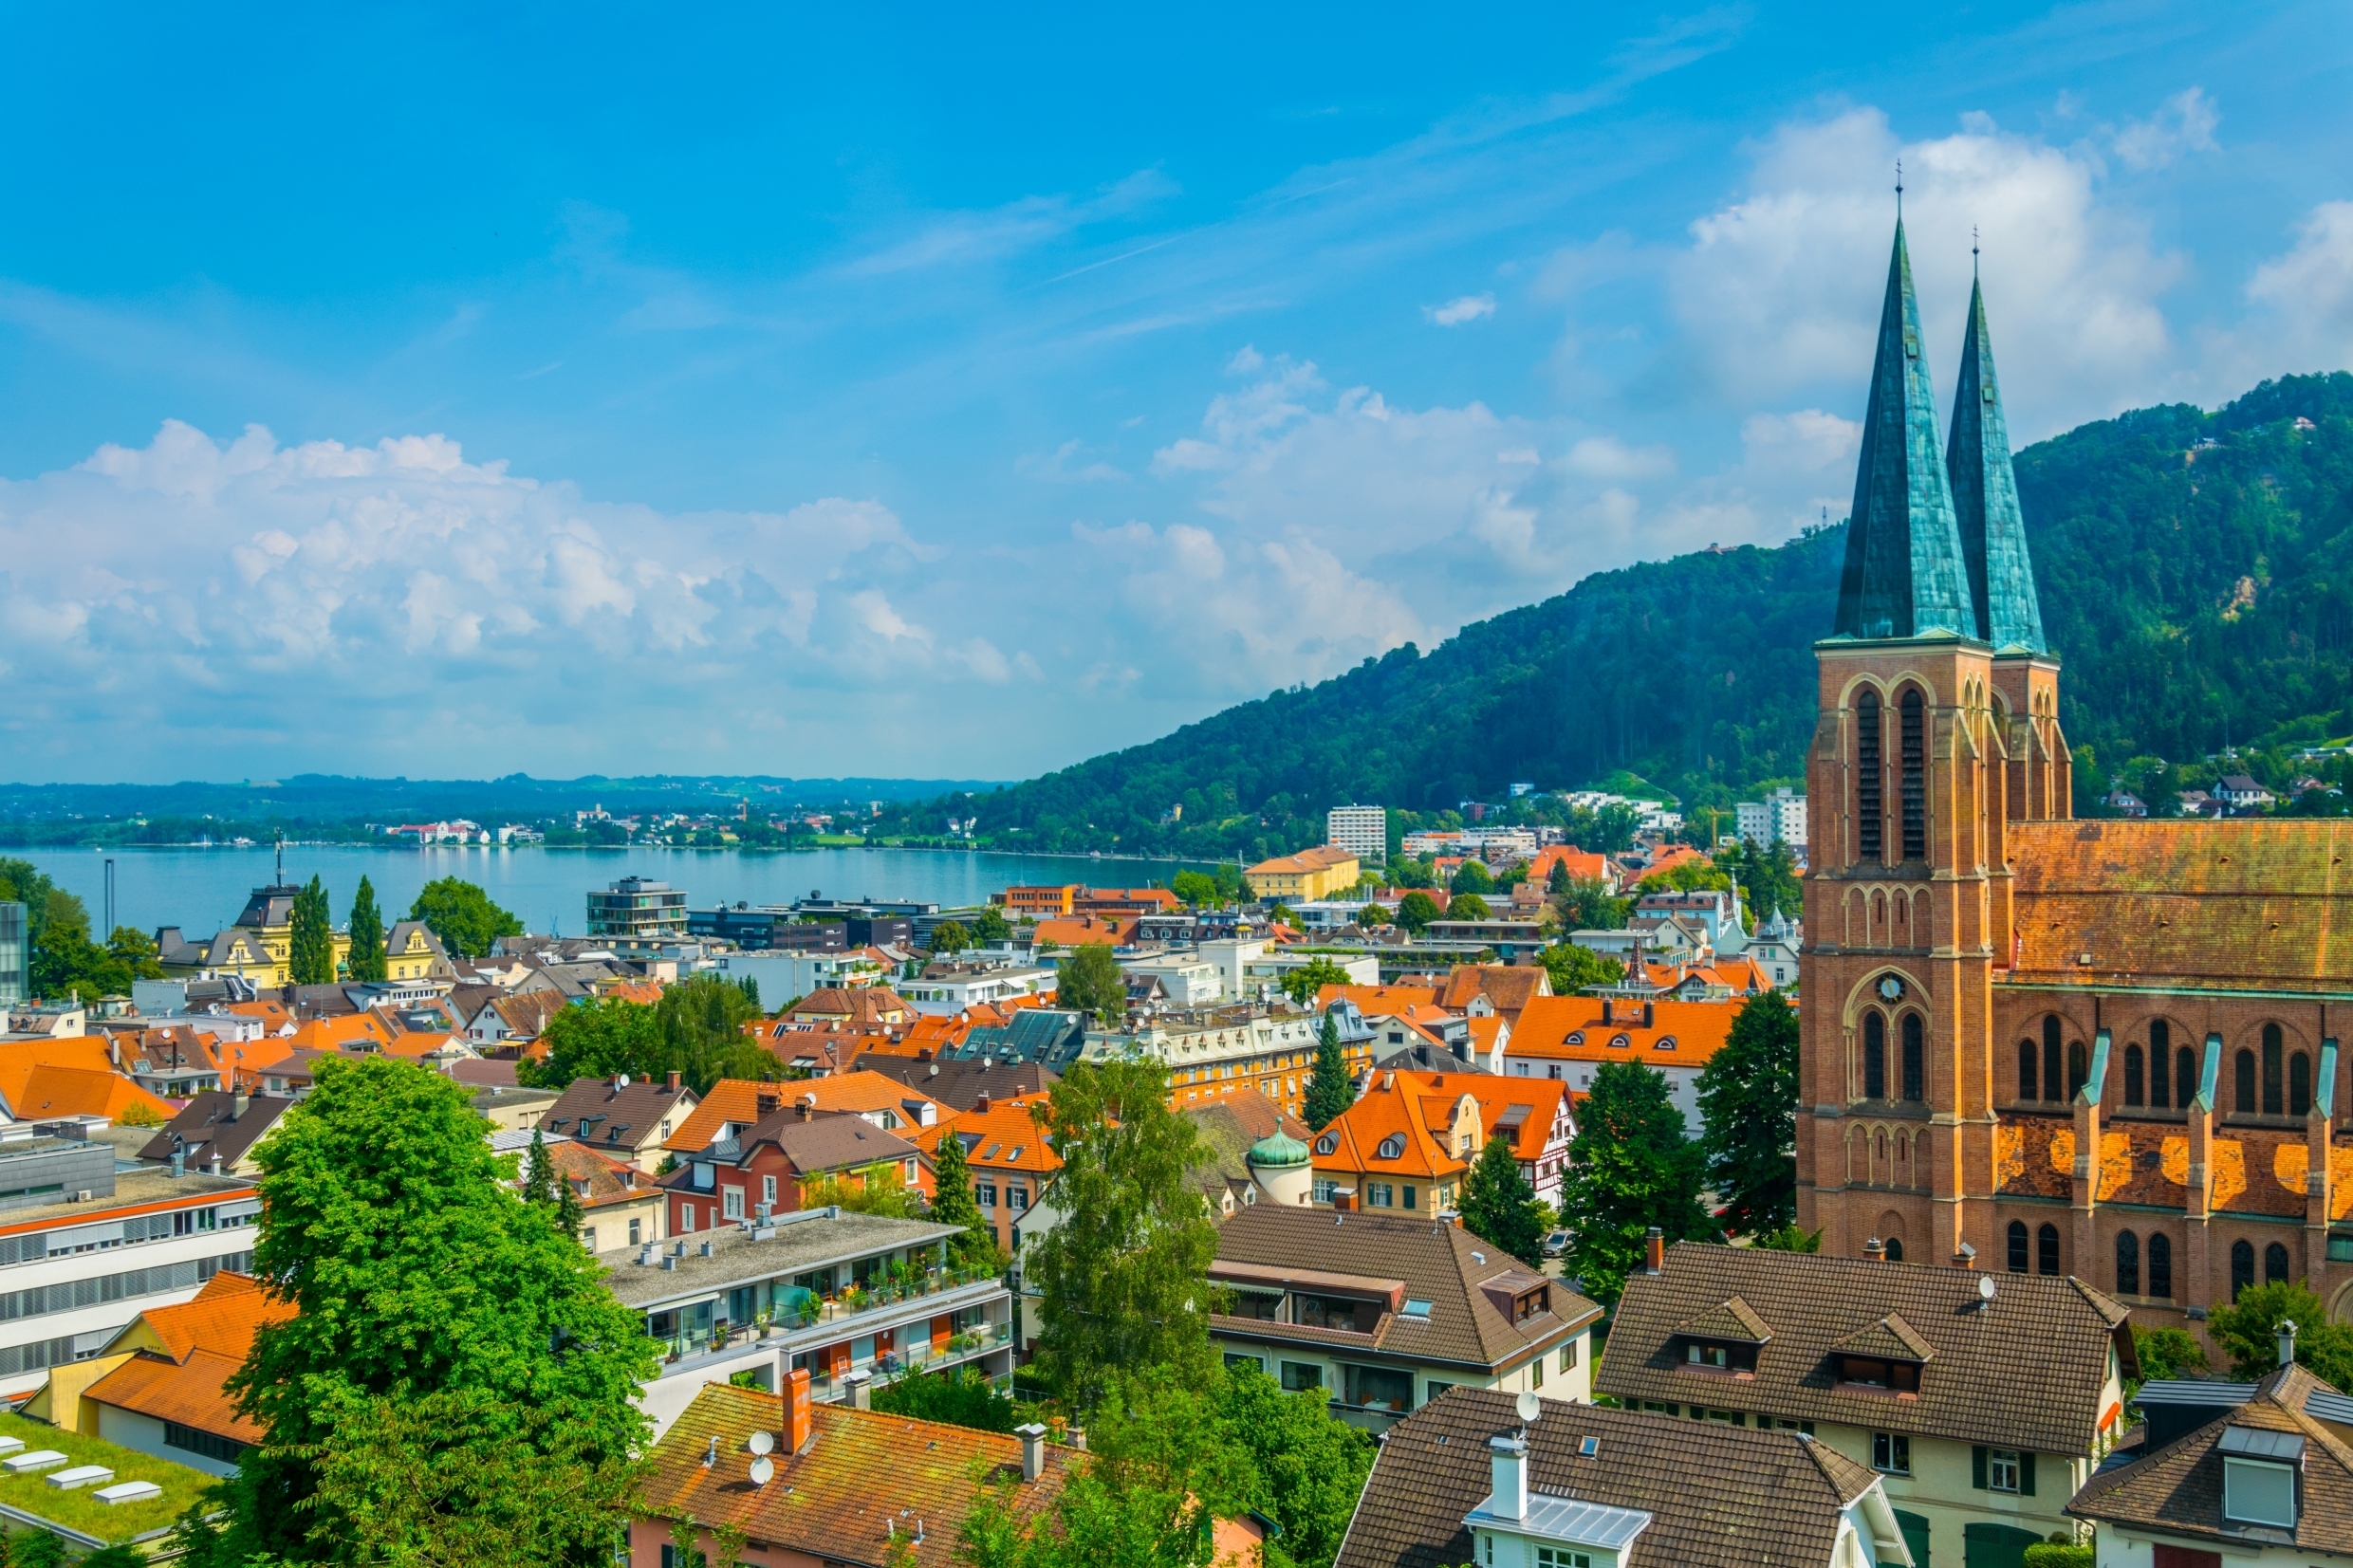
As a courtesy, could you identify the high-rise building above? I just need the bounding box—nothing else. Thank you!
[1798,224,2353,1336]
[585,877,689,942]
[1325,805,1387,863]
[1734,787,1806,847]
[0,902,25,1008]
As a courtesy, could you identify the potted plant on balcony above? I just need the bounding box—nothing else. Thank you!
[843,1284,871,1314]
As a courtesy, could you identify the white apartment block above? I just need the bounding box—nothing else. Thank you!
[1733,786,1806,847]
[1325,805,1389,863]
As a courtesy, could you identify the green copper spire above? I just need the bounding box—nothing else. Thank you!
[1832,220,1974,641]
[1946,273,2048,655]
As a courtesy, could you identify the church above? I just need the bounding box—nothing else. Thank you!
[1795,217,2353,1334]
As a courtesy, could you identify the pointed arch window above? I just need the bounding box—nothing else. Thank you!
[2177,1045,2197,1110]
[2122,1044,2144,1107]
[2006,1220,2029,1274]
[2266,1242,2290,1286]
[2066,1040,2088,1102]
[1863,1013,1887,1100]
[2291,1051,2312,1117]
[1899,688,1927,860]
[2231,1240,2255,1300]
[2116,1230,2140,1296]
[2017,1041,2037,1102]
[2148,1232,2173,1300]
[2036,1223,2060,1277]
[1856,690,1883,863]
[2148,1021,2171,1109]
[2236,1050,2258,1116]
[2263,1024,2285,1116]
[2043,1018,2063,1105]
[1900,1013,1924,1103]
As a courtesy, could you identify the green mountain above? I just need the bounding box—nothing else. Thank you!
[883,373,2353,860]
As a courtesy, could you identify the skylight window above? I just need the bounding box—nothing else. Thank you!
[1402,1299,1433,1319]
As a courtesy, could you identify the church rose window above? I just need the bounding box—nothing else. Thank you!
[1856,690,1882,863]
[1899,688,1927,860]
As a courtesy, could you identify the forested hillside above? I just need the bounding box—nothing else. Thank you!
[880,372,2353,860]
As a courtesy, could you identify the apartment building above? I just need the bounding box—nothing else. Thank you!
[1326,805,1388,863]
[1089,1002,1357,1122]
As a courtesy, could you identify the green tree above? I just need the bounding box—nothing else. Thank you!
[521,1125,555,1208]
[2128,1324,2209,1399]
[1695,991,1801,1237]
[1538,943,1621,996]
[406,876,524,959]
[1053,942,1127,1027]
[932,919,972,955]
[1558,1060,1711,1305]
[1355,903,1388,928]
[1304,1008,1355,1131]
[870,1366,1020,1432]
[288,874,335,986]
[345,875,388,983]
[1449,858,1493,895]
[1170,870,1220,908]
[1445,893,1491,920]
[2206,1281,2353,1386]
[801,1161,923,1218]
[525,976,775,1093]
[1458,1134,1546,1266]
[1753,1225,1822,1252]
[972,906,1013,943]
[927,1126,1001,1268]
[1387,857,1434,890]
[1394,891,1440,934]
[1028,1060,1220,1411]
[1279,956,1352,1006]
[206,1057,655,1564]
[1551,877,1631,932]
[1546,859,1573,896]
[1218,1365,1376,1568]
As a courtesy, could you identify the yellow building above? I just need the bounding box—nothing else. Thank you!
[383,920,452,981]
[156,883,352,987]
[1243,845,1361,903]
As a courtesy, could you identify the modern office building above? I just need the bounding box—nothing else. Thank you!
[1733,786,1807,847]
[585,877,690,942]
[0,902,25,1008]
[1326,805,1388,863]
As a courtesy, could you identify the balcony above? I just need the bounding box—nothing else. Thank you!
[649,1266,1009,1374]
[805,1319,1016,1402]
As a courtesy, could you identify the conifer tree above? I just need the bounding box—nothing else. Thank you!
[1304,1008,1355,1131]
[1695,990,1801,1237]
[345,876,387,983]
[1458,1134,1547,1266]
[926,1127,998,1268]
[551,1161,585,1245]
[287,875,335,986]
[520,1125,554,1208]
[1558,1060,1711,1305]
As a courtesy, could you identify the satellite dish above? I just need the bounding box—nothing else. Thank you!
[617,1074,631,1088]
[1978,1274,1997,1302]
[750,1455,775,1486]
[1516,1390,1543,1425]
[749,1430,776,1456]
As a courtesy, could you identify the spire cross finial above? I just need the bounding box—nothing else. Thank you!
[1895,158,1903,214]
[1973,225,1980,276]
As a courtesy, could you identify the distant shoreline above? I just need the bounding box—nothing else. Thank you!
[7,840,1221,868]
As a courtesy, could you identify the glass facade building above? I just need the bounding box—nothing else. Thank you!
[0,902,26,1008]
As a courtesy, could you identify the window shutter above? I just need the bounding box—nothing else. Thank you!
[2022,1451,2037,1496]
[1972,1446,1988,1489]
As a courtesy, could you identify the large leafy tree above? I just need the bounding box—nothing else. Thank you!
[1303,1008,1354,1131]
[345,876,388,983]
[1695,990,1801,1237]
[407,876,523,959]
[927,1126,1000,1268]
[1458,1134,1546,1267]
[198,1057,655,1564]
[1027,1060,1220,1411]
[931,919,972,954]
[1539,942,1621,997]
[525,975,774,1093]
[2206,1281,2353,1386]
[1551,878,1631,932]
[1219,1365,1376,1568]
[1449,858,1494,895]
[1445,893,1491,920]
[1278,956,1352,1006]
[288,874,335,985]
[1052,942,1127,1026]
[1393,890,1441,934]
[1558,1060,1711,1305]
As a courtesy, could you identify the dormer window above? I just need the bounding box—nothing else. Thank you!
[1837,1356,1920,1393]
[2220,1427,2303,1527]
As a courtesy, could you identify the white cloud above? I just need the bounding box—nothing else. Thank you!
[1740,409,1862,476]
[2234,201,2353,376]
[1427,292,1496,326]
[1668,105,2187,438]
[2111,88,2221,173]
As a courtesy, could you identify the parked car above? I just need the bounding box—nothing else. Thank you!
[1542,1229,1569,1258]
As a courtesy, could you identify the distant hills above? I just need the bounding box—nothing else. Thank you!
[877,371,2353,860]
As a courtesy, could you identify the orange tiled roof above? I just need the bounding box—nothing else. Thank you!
[133,1271,291,1365]
[9,1064,176,1122]
[1505,996,1739,1070]
[1314,984,1439,1016]
[85,1347,261,1443]
[1438,965,1550,1018]
[667,1072,947,1152]
[1246,845,1358,876]
[1527,846,1616,886]
[1311,1070,1470,1181]
[1032,914,1138,948]
[221,1001,296,1030]
[916,1095,1063,1175]
[0,1035,117,1111]
[285,1012,398,1052]
[598,980,666,1005]
[1636,845,1707,882]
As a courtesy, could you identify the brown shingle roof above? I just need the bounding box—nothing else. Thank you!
[1437,965,1549,1022]
[1600,1242,2133,1455]
[1670,1295,1772,1345]
[1335,1387,1881,1568]
[828,1056,1055,1114]
[542,1074,697,1150]
[2009,819,2353,990]
[639,1381,1076,1568]
[2070,1363,2353,1554]
[137,1091,294,1170]
[1213,1207,1598,1373]
[1828,1311,1936,1363]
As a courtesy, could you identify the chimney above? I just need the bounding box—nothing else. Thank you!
[1489,1434,1529,1521]
[796,1099,813,1122]
[846,1369,871,1410]
[1016,1422,1048,1483]
[666,1071,682,1093]
[757,1092,781,1117]
[231,1090,250,1121]
[1644,1227,1664,1275]
[1333,1189,1356,1212]
[1863,1236,1887,1262]
[2280,1319,2300,1370]
[787,1365,813,1451]
[976,1091,991,1115]
[1641,1001,1655,1027]
[1953,1241,1976,1269]
[170,1148,185,1179]
[1066,1427,1087,1451]
[1602,999,1614,1024]
[208,1152,223,1176]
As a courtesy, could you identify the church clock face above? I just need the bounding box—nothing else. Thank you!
[1878,976,1904,1003]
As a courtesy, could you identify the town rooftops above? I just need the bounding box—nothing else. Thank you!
[668,1074,947,1152]
[137,1091,295,1171]
[1437,965,1551,1024]
[1336,1387,1888,1568]
[1600,1241,2135,1456]
[848,1055,1056,1113]
[686,1104,927,1181]
[600,1208,958,1310]
[542,1072,697,1148]
[2069,1361,2353,1556]
[639,1381,1076,1568]
[1504,996,1739,1070]
[1213,1206,1599,1373]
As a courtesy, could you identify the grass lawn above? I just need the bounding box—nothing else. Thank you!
[0,1410,211,1543]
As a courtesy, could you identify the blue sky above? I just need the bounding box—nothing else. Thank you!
[3,2,2349,784]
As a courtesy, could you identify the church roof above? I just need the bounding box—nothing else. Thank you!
[1948,274,2049,655]
[1832,220,1976,643]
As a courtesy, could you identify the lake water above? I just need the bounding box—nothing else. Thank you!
[9,845,1212,938]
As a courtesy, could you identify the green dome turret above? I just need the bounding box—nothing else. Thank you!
[1248,1130,1311,1170]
